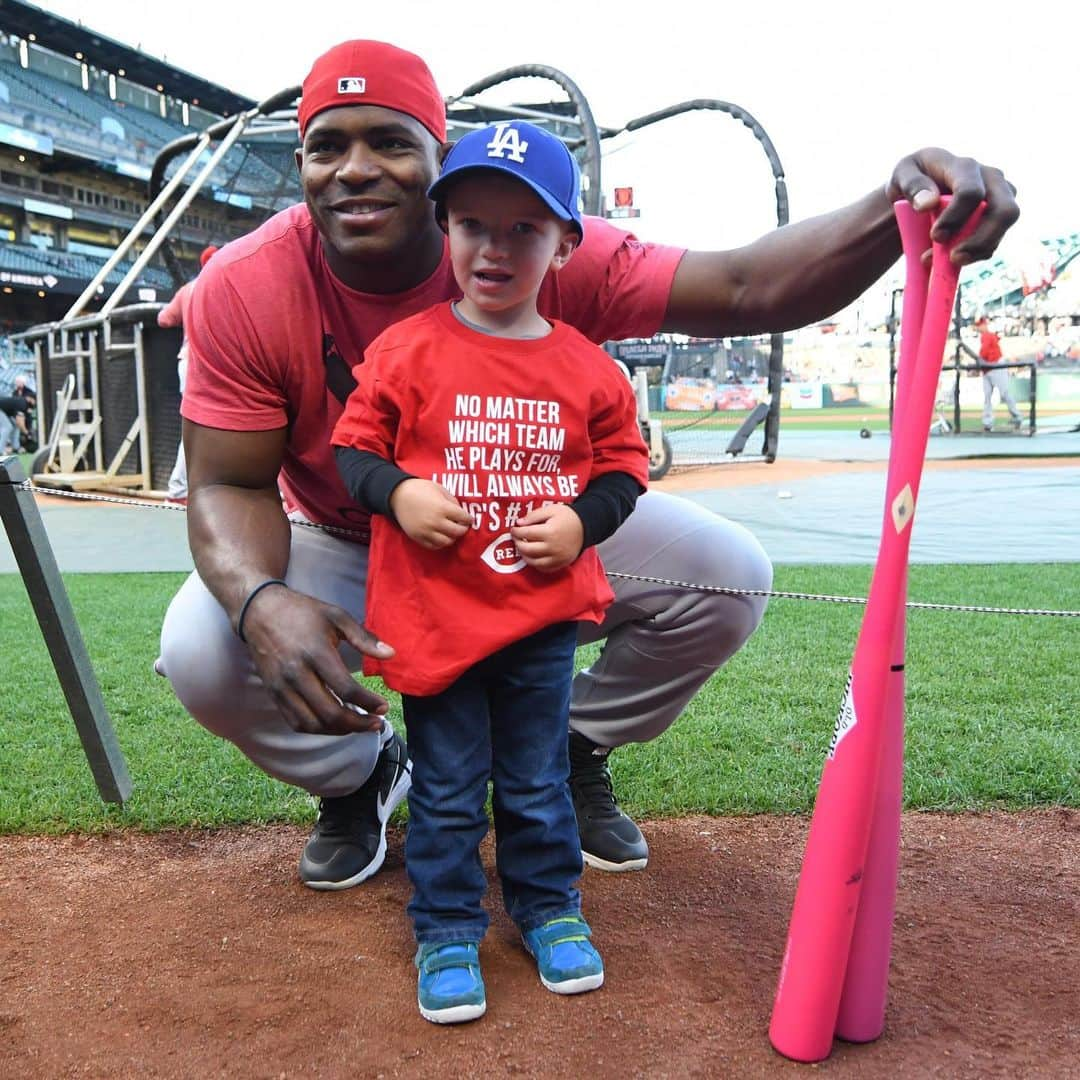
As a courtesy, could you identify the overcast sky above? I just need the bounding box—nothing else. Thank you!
[27,0,1078,267]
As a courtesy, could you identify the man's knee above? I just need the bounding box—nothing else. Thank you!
[678,516,772,674]
[700,516,772,592]
[681,513,772,620]
[611,508,772,667]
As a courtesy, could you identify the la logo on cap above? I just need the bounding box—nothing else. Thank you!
[337,76,366,94]
[486,122,528,163]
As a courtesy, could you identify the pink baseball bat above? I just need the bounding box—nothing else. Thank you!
[769,197,984,1063]
[834,201,932,1042]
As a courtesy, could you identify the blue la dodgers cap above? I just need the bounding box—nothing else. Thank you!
[429,120,583,236]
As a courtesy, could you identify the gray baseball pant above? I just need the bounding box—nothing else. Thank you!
[982,368,1022,427]
[158,490,773,797]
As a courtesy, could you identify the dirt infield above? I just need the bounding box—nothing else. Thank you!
[28,455,1078,508]
[2,810,1076,1078]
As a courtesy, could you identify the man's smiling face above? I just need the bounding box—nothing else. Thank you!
[296,104,445,292]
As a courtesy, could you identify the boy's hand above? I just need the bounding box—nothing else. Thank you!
[389,479,472,549]
[511,503,584,572]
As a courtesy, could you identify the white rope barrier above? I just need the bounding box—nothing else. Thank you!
[23,481,1080,618]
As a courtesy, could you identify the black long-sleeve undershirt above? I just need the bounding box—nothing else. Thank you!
[335,445,643,549]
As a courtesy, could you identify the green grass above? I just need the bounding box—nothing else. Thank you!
[0,565,1076,834]
[658,405,1069,433]
[659,406,895,434]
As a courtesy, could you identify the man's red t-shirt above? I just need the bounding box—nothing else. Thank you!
[182,203,684,537]
[979,329,1003,364]
[332,302,650,696]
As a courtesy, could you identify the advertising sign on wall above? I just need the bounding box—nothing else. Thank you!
[781,382,824,409]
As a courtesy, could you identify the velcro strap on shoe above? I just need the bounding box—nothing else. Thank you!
[531,918,592,950]
[419,945,479,974]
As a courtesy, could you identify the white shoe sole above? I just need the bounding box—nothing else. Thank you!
[540,970,605,995]
[582,850,647,872]
[419,999,487,1024]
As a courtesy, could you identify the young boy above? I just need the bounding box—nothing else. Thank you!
[332,120,649,1024]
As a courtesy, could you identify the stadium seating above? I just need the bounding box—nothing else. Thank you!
[6,241,173,290]
[0,54,294,203]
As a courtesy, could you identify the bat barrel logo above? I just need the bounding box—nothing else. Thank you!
[827,673,857,759]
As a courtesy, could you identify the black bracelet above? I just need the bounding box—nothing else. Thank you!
[235,578,288,643]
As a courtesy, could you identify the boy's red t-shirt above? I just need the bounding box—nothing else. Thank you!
[331,303,650,696]
[181,202,683,537]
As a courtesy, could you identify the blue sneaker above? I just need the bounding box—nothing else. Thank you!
[522,916,604,995]
[415,942,486,1024]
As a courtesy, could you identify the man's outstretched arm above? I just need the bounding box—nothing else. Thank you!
[661,147,1019,338]
[185,420,392,734]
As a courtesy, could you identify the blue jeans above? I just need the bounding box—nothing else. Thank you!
[403,621,583,945]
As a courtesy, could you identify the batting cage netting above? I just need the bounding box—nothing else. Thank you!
[14,63,788,493]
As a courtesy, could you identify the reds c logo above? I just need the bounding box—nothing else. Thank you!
[480,532,526,574]
[486,123,528,163]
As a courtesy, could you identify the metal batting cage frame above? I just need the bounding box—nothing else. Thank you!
[18,66,787,493]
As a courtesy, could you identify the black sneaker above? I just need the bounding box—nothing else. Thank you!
[299,726,412,890]
[568,731,648,872]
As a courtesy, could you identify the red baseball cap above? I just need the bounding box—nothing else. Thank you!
[297,40,446,142]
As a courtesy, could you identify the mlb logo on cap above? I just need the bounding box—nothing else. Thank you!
[429,119,583,236]
[298,40,446,140]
